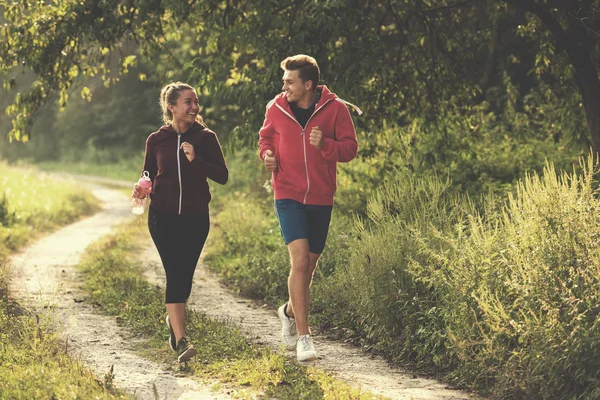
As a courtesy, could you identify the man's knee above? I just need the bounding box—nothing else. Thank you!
[290,254,311,273]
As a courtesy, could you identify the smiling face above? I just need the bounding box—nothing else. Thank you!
[168,89,199,127]
[282,69,313,105]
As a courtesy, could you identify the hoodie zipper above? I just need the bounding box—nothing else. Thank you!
[176,134,182,214]
[275,99,332,204]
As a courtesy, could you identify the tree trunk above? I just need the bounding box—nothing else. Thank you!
[570,47,600,156]
[503,0,600,155]
[479,15,503,92]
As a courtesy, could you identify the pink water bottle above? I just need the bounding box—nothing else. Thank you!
[131,171,152,215]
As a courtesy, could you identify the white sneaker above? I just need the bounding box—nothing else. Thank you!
[296,334,317,362]
[277,303,298,350]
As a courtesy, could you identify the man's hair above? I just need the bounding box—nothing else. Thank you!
[280,54,320,91]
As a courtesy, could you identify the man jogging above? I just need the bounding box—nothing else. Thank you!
[258,54,360,361]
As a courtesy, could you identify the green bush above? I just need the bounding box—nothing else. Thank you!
[314,154,600,398]
[313,170,466,372]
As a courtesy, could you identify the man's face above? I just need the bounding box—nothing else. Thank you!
[282,69,312,103]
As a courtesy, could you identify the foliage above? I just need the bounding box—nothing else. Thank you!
[205,134,600,398]
[315,153,600,399]
[2,0,599,150]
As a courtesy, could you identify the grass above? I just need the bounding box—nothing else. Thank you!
[0,303,128,400]
[0,161,127,400]
[78,215,386,400]
[35,159,142,182]
[201,148,600,399]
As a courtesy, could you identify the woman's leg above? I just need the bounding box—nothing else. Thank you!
[166,302,186,341]
[150,210,210,343]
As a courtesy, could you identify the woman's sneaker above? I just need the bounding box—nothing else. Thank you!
[165,315,176,351]
[296,334,317,362]
[176,337,197,363]
[277,303,298,350]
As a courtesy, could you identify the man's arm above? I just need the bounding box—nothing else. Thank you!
[258,102,279,171]
[319,104,358,162]
[258,102,276,161]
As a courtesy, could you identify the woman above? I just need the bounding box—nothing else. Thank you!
[132,82,228,362]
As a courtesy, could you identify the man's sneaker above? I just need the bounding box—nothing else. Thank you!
[278,303,298,350]
[165,315,176,351]
[296,334,317,362]
[176,337,197,363]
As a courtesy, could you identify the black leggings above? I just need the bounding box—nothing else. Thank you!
[148,207,210,303]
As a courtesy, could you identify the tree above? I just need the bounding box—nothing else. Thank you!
[499,0,600,154]
[1,0,598,154]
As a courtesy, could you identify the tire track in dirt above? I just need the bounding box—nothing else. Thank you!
[8,183,231,400]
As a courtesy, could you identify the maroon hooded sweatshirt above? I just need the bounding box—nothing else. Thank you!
[142,121,228,215]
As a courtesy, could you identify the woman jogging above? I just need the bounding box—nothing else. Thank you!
[132,82,228,362]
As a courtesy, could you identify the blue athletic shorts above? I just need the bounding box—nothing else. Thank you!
[274,199,333,254]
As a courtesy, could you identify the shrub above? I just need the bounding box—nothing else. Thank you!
[315,154,600,398]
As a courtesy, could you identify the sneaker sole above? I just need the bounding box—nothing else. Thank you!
[297,351,317,362]
[166,315,176,351]
[178,347,197,363]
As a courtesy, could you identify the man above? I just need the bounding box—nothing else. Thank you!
[258,54,361,361]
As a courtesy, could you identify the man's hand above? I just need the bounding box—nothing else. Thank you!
[309,126,323,149]
[180,142,195,162]
[263,149,278,171]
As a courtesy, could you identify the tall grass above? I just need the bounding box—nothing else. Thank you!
[205,141,600,398]
[0,162,125,399]
[314,154,600,398]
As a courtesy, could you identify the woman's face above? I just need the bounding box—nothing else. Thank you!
[170,89,199,126]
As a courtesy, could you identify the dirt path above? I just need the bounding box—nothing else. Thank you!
[8,183,231,400]
[143,237,479,399]
[8,180,479,400]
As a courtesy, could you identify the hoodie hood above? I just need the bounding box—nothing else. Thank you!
[271,85,362,115]
[274,85,337,110]
[158,121,206,135]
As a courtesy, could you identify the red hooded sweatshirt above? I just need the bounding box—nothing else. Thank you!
[258,86,360,206]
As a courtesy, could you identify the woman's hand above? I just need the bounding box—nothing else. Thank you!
[132,184,151,199]
[181,142,195,162]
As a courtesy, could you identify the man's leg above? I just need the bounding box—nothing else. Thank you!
[287,251,320,321]
[308,252,320,284]
[286,238,311,335]
[286,203,330,333]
